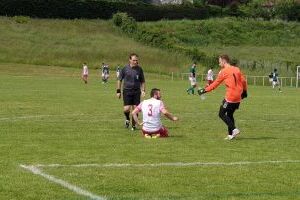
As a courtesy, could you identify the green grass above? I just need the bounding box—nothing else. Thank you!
[137,17,300,76]
[0,16,191,74]
[1,64,300,200]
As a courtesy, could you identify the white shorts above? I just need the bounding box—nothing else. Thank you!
[102,73,109,79]
[272,81,279,86]
[189,77,196,86]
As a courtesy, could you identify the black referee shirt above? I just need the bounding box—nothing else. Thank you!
[119,64,145,90]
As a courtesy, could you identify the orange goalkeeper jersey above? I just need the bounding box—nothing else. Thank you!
[205,66,247,103]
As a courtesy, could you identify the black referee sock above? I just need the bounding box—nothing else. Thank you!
[124,111,130,121]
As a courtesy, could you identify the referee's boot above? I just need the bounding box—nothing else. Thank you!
[125,120,130,128]
[131,125,136,131]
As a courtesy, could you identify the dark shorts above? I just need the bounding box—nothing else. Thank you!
[123,89,141,106]
[221,99,240,111]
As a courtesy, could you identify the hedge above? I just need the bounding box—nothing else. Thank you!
[0,0,210,21]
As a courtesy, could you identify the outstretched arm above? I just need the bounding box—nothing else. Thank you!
[161,108,178,121]
[205,70,225,93]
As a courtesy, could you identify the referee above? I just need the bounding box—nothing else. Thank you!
[117,53,145,131]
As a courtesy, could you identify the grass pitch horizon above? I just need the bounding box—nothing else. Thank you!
[0,64,300,200]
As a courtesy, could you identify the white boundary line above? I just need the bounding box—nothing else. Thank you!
[30,160,300,168]
[20,165,106,200]
[0,114,123,122]
[20,160,300,200]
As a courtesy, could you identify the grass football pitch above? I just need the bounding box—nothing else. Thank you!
[1,65,300,200]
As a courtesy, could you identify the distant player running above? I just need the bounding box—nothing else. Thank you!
[116,65,121,80]
[101,63,109,84]
[271,68,282,92]
[198,55,248,140]
[206,67,214,86]
[81,63,88,84]
[186,63,197,95]
[132,88,178,138]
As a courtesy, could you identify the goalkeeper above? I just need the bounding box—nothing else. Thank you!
[198,55,248,140]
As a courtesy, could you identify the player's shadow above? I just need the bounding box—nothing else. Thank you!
[169,135,185,138]
[238,136,277,140]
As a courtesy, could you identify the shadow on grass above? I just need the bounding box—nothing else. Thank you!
[238,136,277,140]
[168,135,185,138]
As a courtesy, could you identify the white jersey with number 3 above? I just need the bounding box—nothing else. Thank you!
[136,98,165,132]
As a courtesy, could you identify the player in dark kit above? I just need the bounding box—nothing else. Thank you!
[101,63,109,84]
[116,53,146,131]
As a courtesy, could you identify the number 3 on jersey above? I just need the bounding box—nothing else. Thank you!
[147,104,153,116]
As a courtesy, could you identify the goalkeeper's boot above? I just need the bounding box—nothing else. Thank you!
[232,128,240,138]
[125,120,130,128]
[224,135,234,140]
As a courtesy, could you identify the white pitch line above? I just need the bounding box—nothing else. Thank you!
[20,165,106,200]
[32,160,300,168]
[0,114,84,121]
[0,113,121,121]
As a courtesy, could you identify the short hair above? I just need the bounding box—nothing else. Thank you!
[219,54,230,63]
[150,88,160,97]
[129,53,138,60]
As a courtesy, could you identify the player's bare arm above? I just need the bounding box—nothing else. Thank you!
[141,82,145,97]
[161,108,178,121]
[131,108,143,126]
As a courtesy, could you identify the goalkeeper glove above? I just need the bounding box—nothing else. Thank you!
[197,88,206,95]
[241,90,248,99]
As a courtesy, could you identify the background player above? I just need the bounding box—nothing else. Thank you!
[81,62,88,84]
[206,67,214,86]
[271,68,282,92]
[186,63,197,95]
[101,63,110,84]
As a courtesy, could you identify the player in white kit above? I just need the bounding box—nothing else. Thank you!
[206,67,214,86]
[132,88,178,138]
[81,63,88,84]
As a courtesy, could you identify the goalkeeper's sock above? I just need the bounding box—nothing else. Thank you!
[124,111,130,121]
[191,88,195,95]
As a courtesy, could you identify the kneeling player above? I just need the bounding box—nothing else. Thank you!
[132,88,178,138]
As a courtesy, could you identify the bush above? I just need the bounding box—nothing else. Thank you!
[112,12,127,27]
[112,12,137,34]
[13,15,30,24]
[275,0,300,21]
[0,0,210,21]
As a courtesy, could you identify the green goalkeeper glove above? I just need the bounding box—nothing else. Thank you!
[197,88,206,95]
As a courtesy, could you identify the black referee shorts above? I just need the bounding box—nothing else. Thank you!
[123,89,141,106]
